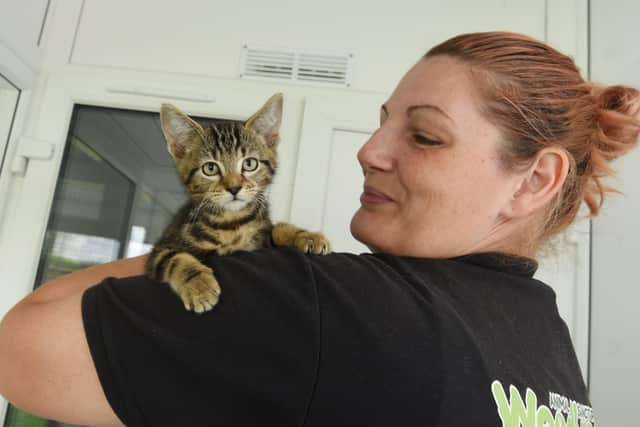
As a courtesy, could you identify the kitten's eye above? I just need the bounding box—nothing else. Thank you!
[242,157,259,172]
[413,134,442,146]
[201,162,220,176]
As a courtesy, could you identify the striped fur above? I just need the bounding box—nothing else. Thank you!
[146,94,330,313]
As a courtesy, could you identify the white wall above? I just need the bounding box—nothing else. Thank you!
[69,0,546,93]
[590,0,640,425]
[0,0,49,87]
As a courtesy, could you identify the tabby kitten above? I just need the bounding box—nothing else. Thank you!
[146,94,330,313]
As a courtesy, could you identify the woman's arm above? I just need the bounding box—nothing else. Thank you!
[22,255,147,304]
[0,255,146,426]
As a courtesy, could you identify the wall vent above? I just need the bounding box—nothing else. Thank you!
[240,45,353,87]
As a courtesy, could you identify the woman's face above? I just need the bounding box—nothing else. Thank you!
[350,55,522,258]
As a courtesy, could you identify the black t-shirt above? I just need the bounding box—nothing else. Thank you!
[82,248,594,427]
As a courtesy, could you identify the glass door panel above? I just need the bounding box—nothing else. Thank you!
[4,104,233,427]
[34,136,135,286]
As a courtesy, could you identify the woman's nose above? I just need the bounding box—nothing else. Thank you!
[357,127,394,174]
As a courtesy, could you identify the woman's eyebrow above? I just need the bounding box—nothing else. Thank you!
[381,103,454,126]
[407,104,454,124]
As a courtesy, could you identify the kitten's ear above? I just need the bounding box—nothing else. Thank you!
[245,93,283,147]
[159,103,205,159]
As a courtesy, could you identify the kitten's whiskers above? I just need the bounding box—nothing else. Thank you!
[190,197,213,224]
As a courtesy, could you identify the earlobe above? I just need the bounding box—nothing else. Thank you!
[507,147,570,219]
[159,103,204,159]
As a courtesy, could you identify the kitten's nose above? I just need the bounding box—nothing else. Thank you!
[227,185,241,195]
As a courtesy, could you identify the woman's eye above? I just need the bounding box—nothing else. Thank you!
[413,134,441,146]
[242,157,259,172]
[201,162,219,176]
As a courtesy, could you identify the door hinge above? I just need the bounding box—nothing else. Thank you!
[10,136,55,176]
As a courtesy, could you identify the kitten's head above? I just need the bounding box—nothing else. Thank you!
[159,93,282,212]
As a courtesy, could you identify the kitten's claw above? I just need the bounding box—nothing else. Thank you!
[176,272,221,313]
[294,231,332,255]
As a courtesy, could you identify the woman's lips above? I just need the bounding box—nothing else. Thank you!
[360,186,393,205]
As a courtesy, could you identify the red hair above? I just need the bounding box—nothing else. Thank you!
[426,31,640,244]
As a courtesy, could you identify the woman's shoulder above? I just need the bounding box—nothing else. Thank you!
[208,247,400,281]
[209,248,550,290]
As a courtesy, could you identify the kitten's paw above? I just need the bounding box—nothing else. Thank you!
[176,272,221,313]
[294,231,332,255]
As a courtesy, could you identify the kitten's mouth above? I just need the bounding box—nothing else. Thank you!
[224,196,250,211]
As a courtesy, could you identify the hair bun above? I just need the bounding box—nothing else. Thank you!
[582,85,640,215]
[592,85,640,160]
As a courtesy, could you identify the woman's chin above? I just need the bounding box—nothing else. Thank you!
[350,209,384,252]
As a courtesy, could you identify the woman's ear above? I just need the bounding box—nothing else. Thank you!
[504,147,570,219]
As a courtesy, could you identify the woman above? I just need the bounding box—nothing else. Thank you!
[0,32,637,426]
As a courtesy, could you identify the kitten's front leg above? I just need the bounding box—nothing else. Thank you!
[146,249,220,313]
[271,223,331,255]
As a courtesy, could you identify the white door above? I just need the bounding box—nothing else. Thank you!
[290,93,386,253]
